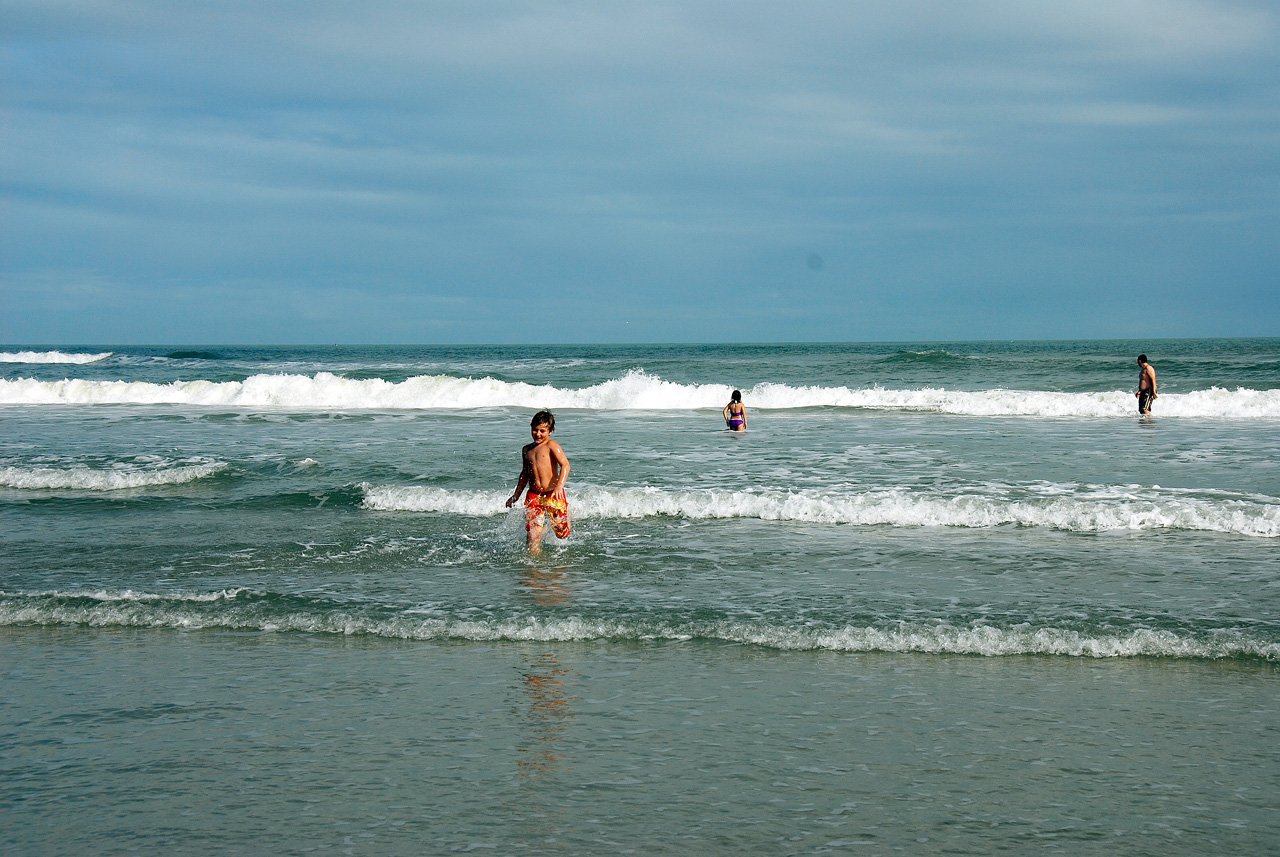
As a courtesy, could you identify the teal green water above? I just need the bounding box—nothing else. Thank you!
[2,340,1278,854]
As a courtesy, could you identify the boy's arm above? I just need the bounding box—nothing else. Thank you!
[506,449,530,507]
[550,441,570,493]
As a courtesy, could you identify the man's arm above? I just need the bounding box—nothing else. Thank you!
[1145,365,1157,396]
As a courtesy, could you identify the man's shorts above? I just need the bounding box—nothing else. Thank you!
[525,489,571,539]
[1138,390,1154,413]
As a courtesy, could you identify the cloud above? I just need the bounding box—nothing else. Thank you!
[2,1,1278,342]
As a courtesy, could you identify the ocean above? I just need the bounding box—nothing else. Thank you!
[2,340,1277,855]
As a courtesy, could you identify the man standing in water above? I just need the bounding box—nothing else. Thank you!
[1136,354,1158,414]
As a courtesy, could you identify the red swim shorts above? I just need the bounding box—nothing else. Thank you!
[525,489,571,539]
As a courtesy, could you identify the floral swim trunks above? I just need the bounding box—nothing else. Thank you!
[525,489,571,539]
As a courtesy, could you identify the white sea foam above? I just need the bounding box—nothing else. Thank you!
[0,350,112,364]
[362,485,511,516]
[1,590,1274,660]
[3,370,1277,417]
[361,483,1280,537]
[0,461,227,490]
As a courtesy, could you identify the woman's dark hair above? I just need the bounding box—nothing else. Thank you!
[730,390,742,403]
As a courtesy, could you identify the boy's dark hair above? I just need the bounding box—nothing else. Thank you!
[531,410,555,431]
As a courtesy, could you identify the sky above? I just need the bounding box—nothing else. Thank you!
[2,0,1277,344]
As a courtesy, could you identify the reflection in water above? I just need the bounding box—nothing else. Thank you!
[521,565,572,607]
[517,652,576,778]
[516,566,576,779]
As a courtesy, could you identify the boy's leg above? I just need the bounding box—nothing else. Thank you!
[525,504,544,553]
[550,506,571,539]
[538,490,570,540]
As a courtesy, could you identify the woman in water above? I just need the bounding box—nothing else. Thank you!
[723,390,747,431]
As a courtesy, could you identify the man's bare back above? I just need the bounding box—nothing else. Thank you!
[1136,354,1157,414]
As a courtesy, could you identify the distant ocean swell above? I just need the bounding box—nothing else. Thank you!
[362,484,1280,537]
[3,370,1278,417]
[2,590,1275,661]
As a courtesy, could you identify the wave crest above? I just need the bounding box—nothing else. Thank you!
[2,370,1278,416]
[0,461,227,490]
[361,483,1280,537]
[1,590,1273,660]
[0,350,112,364]
[878,349,969,365]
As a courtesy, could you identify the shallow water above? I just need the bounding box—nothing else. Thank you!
[4,631,1277,855]
[1,340,1278,854]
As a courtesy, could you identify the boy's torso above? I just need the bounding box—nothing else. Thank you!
[524,441,561,493]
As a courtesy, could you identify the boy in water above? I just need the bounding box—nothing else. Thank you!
[506,410,571,555]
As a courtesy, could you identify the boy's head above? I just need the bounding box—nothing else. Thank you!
[531,410,555,432]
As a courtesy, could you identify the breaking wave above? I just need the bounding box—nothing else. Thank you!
[0,461,227,490]
[361,483,1280,537]
[2,370,1277,417]
[1,589,1274,661]
[0,350,112,364]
